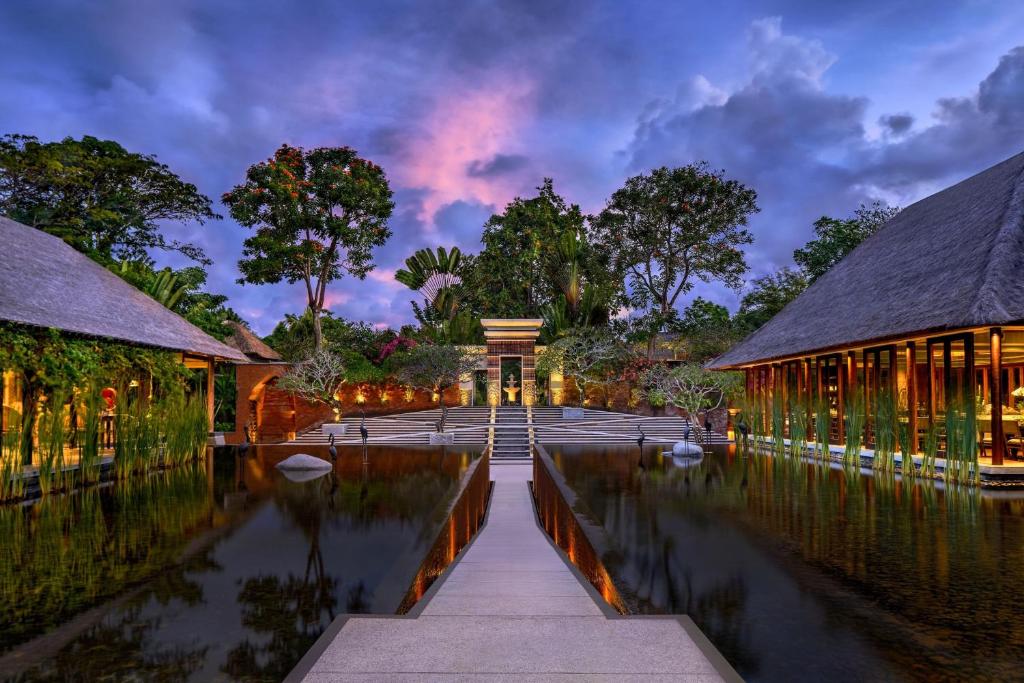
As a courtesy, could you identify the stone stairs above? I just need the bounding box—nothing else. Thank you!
[530,407,729,446]
[291,407,491,446]
[490,406,532,463]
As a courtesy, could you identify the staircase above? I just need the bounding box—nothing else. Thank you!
[490,407,532,463]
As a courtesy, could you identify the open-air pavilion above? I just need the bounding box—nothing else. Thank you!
[0,216,247,454]
[710,150,1024,470]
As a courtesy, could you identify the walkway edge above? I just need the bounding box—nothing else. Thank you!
[531,444,744,683]
[283,474,495,683]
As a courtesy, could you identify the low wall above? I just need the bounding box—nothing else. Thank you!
[398,452,491,612]
[532,445,627,614]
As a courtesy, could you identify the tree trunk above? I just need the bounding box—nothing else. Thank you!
[311,306,324,352]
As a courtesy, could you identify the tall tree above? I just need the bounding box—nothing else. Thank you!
[793,201,900,283]
[669,297,737,362]
[224,144,393,351]
[470,179,617,319]
[732,267,808,335]
[0,134,218,264]
[591,163,758,357]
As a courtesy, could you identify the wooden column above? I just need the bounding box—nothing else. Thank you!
[837,356,845,444]
[927,339,937,425]
[206,357,216,432]
[991,328,1005,466]
[906,342,918,453]
[803,358,813,437]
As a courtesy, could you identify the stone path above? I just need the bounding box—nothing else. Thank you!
[297,463,731,681]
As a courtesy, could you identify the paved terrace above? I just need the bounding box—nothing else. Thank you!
[290,406,729,448]
[292,463,737,681]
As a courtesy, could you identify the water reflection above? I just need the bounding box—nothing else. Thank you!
[549,444,1024,683]
[0,445,479,682]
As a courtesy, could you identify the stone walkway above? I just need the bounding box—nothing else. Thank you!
[297,463,732,681]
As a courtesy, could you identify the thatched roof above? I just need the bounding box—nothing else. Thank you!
[0,216,248,361]
[222,320,282,362]
[710,150,1024,369]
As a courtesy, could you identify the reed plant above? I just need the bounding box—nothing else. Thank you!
[77,383,104,484]
[771,396,786,456]
[788,400,809,459]
[873,391,897,472]
[113,390,159,478]
[843,391,866,466]
[0,410,26,502]
[895,409,914,476]
[160,390,208,465]
[749,399,765,452]
[943,395,978,485]
[921,421,939,478]
[36,391,69,495]
[813,395,832,461]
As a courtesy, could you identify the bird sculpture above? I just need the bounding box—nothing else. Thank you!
[328,433,338,462]
[238,432,250,458]
[360,415,369,446]
[636,425,646,449]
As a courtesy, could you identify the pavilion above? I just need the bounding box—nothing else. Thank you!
[709,150,1024,466]
[0,216,247,439]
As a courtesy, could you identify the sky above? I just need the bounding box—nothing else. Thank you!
[2,0,1024,335]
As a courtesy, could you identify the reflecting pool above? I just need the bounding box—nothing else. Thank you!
[0,445,481,682]
[547,444,1024,682]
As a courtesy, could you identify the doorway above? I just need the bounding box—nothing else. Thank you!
[499,357,523,406]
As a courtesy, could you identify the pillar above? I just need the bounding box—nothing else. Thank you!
[206,357,215,432]
[991,327,1005,466]
[906,342,918,454]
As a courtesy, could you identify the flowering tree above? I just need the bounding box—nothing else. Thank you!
[277,350,347,420]
[224,144,394,351]
[536,328,625,407]
[643,363,743,426]
[396,344,478,430]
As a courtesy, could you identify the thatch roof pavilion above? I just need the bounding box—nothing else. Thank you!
[711,150,1024,468]
[0,216,247,433]
[0,216,246,362]
[222,320,282,363]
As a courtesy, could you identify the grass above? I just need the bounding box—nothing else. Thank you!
[814,396,831,461]
[0,411,25,502]
[788,400,808,459]
[36,391,69,496]
[873,391,897,472]
[843,391,866,467]
[943,395,978,485]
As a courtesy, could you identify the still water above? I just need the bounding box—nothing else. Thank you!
[0,445,480,682]
[547,444,1024,682]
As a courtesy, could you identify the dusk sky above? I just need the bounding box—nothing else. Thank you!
[3,1,1024,334]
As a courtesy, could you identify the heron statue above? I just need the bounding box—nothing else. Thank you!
[360,413,369,446]
[328,433,338,462]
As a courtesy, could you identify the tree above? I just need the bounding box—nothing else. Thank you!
[667,297,738,363]
[113,260,241,341]
[592,164,758,357]
[223,144,394,351]
[793,202,900,283]
[395,344,478,429]
[470,179,619,321]
[395,246,481,343]
[643,363,744,426]
[0,134,218,265]
[536,328,625,407]
[732,267,808,336]
[277,350,348,420]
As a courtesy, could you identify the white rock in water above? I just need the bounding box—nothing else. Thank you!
[276,453,333,471]
[672,441,703,457]
[279,468,331,483]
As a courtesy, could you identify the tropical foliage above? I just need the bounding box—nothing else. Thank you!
[0,134,218,265]
[224,144,394,350]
